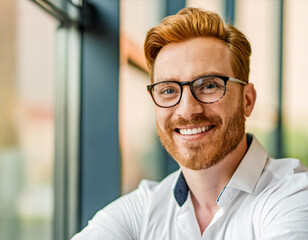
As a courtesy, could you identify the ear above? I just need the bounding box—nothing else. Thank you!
[243,83,257,117]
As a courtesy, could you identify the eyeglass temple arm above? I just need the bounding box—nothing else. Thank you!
[229,77,247,85]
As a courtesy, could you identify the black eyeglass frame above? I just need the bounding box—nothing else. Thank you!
[147,75,247,108]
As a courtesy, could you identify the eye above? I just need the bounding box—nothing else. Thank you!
[153,82,180,100]
[161,88,175,94]
[154,83,180,97]
[161,88,176,95]
[194,77,225,92]
[201,82,219,89]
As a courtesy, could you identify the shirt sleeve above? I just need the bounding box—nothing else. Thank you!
[260,172,308,240]
[71,180,152,240]
[71,219,131,240]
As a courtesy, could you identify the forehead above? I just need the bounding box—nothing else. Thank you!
[153,37,233,83]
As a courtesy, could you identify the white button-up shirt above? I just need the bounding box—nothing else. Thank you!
[72,135,308,239]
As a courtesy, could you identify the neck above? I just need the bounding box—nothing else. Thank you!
[182,134,248,205]
[181,134,248,233]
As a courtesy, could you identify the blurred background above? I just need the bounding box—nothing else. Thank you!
[0,0,307,239]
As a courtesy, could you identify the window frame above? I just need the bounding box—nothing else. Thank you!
[29,0,83,239]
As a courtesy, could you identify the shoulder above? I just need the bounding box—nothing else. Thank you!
[265,157,307,179]
[259,157,308,201]
[137,170,180,198]
[255,158,308,238]
[260,158,308,199]
[103,170,178,214]
[72,170,180,240]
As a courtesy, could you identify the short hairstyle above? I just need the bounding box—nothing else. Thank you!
[144,7,251,83]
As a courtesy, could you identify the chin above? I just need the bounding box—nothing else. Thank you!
[157,101,246,171]
[175,139,243,170]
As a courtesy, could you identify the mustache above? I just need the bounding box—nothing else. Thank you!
[164,113,223,131]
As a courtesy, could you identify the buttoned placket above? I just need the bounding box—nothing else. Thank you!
[175,191,203,240]
[201,186,241,239]
[174,185,240,240]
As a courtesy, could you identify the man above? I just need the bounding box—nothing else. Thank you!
[72,7,308,239]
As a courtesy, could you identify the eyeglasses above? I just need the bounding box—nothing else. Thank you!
[147,75,247,108]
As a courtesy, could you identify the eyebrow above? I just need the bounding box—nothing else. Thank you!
[155,71,226,83]
[191,72,226,79]
[154,76,180,83]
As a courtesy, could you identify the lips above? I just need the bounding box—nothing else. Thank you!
[165,114,222,138]
[176,125,215,135]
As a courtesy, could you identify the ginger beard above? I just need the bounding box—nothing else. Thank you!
[156,100,246,170]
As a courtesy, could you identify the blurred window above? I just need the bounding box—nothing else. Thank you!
[120,0,166,194]
[236,0,281,157]
[186,0,224,15]
[236,0,308,167]
[0,0,57,239]
[283,0,308,166]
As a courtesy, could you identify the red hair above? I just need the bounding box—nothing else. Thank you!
[144,7,251,83]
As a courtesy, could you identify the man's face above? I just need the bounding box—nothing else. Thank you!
[153,37,248,170]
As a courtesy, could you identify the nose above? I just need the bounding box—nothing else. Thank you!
[175,86,204,119]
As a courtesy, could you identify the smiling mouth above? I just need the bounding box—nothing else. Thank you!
[175,125,215,135]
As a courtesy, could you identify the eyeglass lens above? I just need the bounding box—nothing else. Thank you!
[151,76,226,107]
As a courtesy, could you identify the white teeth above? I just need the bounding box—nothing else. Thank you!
[179,126,212,135]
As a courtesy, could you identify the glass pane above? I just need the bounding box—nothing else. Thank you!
[236,0,280,157]
[283,0,308,167]
[120,0,165,194]
[0,0,58,239]
[186,0,224,16]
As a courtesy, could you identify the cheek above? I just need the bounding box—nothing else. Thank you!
[207,103,237,126]
[155,108,165,127]
[155,107,172,130]
[219,90,243,113]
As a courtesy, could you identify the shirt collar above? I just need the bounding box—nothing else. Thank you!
[173,171,189,207]
[228,134,268,193]
[172,134,268,207]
